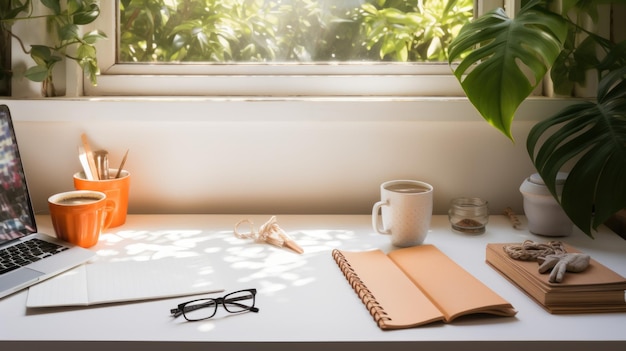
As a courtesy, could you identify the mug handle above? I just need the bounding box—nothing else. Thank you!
[372,200,390,235]
[102,199,117,230]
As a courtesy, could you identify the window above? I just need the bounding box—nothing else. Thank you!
[118,0,471,63]
[85,0,478,96]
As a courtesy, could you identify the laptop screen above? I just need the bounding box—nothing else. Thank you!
[0,105,37,243]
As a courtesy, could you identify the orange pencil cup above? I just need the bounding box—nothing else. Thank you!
[48,190,116,248]
[74,169,130,228]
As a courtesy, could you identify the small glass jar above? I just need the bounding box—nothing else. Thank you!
[448,197,489,234]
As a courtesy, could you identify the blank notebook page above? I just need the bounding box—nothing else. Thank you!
[26,256,223,307]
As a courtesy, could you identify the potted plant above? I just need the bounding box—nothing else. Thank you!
[0,0,106,96]
[447,0,626,238]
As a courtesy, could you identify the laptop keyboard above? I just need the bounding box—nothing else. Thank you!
[0,238,69,275]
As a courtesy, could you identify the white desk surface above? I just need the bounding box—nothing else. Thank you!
[1,214,625,351]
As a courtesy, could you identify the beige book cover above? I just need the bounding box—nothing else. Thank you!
[486,243,626,313]
[332,245,516,330]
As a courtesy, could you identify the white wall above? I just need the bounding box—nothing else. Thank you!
[0,97,572,217]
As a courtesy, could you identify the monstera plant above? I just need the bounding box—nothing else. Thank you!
[447,0,626,238]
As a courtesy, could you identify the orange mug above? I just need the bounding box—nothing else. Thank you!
[48,190,116,248]
[73,169,130,228]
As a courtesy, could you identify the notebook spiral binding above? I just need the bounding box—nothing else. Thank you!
[332,249,391,328]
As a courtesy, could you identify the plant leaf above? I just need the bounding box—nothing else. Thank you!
[448,6,568,140]
[24,65,50,82]
[528,67,626,237]
[29,45,53,65]
[2,2,30,20]
[73,3,100,25]
[58,24,80,42]
[41,0,61,15]
[29,45,61,68]
[82,30,108,44]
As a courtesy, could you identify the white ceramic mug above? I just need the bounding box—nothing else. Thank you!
[372,180,433,247]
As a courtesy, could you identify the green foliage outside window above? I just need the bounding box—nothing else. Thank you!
[119,0,472,63]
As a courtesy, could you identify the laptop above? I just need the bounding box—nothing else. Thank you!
[0,104,95,299]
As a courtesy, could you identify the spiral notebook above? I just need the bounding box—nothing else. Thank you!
[332,245,517,330]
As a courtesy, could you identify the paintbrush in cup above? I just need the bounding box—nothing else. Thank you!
[115,149,129,178]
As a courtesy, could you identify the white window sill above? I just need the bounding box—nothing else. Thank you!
[0,96,575,123]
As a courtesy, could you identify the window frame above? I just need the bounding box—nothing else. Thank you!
[83,1,501,97]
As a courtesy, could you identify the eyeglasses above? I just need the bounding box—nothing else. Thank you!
[170,289,259,321]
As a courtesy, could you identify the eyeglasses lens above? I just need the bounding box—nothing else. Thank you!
[223,290,255,313]
[183,299,218,321]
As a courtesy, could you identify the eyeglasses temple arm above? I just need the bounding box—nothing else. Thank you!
[170,308,183,317]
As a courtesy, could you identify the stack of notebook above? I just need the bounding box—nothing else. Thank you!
[486,243,626,313]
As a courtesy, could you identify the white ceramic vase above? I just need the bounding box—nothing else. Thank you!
[519,173,573,237]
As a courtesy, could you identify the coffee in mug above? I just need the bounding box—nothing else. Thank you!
[56,196,102,205]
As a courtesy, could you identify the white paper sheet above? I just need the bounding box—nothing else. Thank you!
[26,256,224,307]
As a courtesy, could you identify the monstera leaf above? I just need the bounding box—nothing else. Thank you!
[527,67,626,237]
[447,4,568,140]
